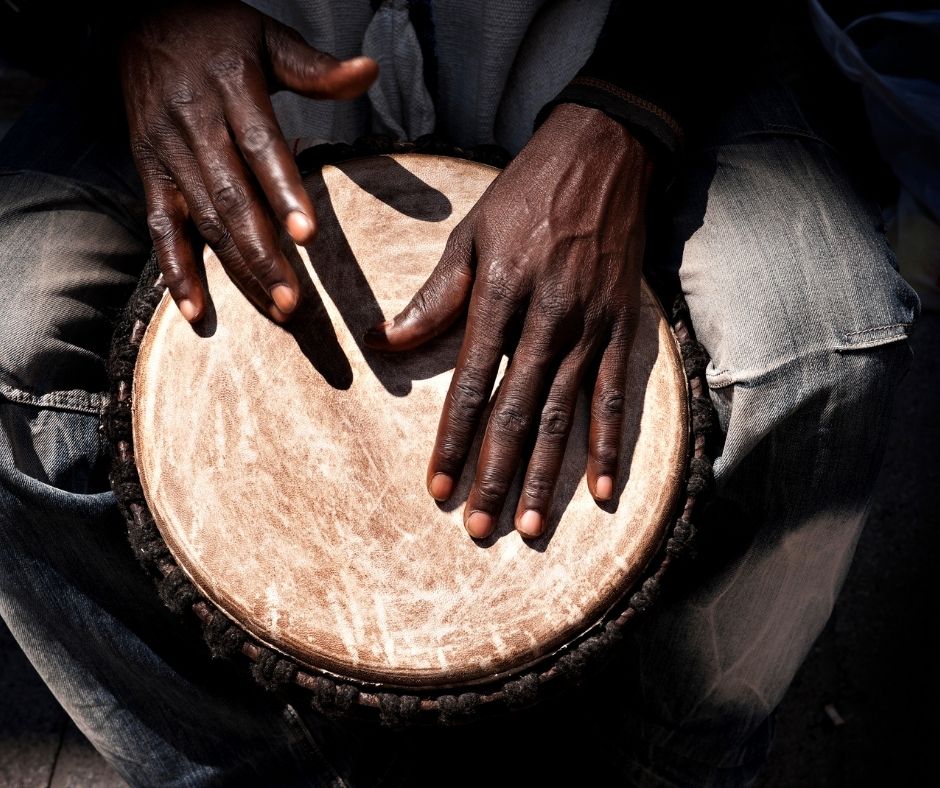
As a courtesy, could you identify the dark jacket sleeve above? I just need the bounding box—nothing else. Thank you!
[537,2,723,166]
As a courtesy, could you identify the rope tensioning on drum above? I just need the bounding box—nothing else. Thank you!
[103,139,719,727]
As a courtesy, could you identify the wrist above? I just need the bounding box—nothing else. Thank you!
[540,103,655,190]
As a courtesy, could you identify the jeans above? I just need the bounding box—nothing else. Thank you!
[0,68,920,788]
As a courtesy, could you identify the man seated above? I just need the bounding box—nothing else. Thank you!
[0,1,919,784]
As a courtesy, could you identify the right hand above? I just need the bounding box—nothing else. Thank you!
[120,1,378,323]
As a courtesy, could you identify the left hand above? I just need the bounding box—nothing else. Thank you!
[365,104,654,539]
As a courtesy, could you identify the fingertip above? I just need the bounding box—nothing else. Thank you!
[344,55,379,76]
[178,298,200,323]
[428,473,454,502]
[330,56,379,98]
[286,210,315,243]
[517,509,543,539]
[271,284,298,314]
[594,474,614,502]
[465,511,493,539]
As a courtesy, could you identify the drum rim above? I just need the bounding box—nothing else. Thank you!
[104,137,717,725]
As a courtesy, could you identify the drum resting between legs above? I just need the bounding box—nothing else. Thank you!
[0,2,920,786]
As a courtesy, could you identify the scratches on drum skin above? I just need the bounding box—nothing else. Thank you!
[265,584,281,633]
[372,594,398,667]
[135,155,690,686]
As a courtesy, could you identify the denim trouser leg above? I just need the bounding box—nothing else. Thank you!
[593,102,920,786]
[0,82,357,787]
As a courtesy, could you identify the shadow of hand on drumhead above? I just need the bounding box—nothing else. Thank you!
[281,241,354,391]
[299,158,461,397]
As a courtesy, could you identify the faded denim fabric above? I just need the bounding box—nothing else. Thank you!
[0,12,921,788]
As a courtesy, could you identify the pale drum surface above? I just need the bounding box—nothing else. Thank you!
[133,154,689,687]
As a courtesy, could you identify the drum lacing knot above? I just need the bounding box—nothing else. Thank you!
[378,694,422,728]
[690,396,717,434]
[666,518,697,558]
[437,692,482,725]
[252,647,297,691]
[159,566,199,615]
[628,576,662,614]
[309,677,359,717]
[201,608,246,659]
[504,673,539,709]
[686,457,714,497]
[559,631,614,682]
[680,340,709,379]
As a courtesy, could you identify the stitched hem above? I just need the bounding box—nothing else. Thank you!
[839,322,913,349]
[0,372,106,416]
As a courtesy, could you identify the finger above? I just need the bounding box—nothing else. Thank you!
[222,70,317,245]
[426,272,523,507]
[264,20,378,100]
[156,138,290,323]
[133,142,204,322]
[364,221,474,352]
[514,345,592,538]
[587,320,634,502]
[463,319,559,539]
[175,120,301,317]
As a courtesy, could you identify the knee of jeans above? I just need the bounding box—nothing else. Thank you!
[0,170,145,399]
[678,136,920,396]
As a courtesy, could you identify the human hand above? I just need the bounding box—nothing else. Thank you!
[365,104,654,539]
[120,0,377,322]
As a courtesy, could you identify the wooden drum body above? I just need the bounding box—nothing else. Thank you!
[106,148,713,722]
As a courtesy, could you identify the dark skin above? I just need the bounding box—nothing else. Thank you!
[120,1,654,540]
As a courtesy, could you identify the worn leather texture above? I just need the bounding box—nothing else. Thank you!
[132,154,689,687]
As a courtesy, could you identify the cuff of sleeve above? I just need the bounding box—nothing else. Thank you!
[535,77,684,164]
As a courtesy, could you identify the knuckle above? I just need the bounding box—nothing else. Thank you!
[449,376,491,422]
[195,215,226,246]
[129,137,154,164]
[480,260,523,304]
[523,473,553,502]
[164,86,198,119]
[493,403,532,439]
[245,250,280,283]
[476,470,510,505]
[592,440,619,469]
[211,182,249,216]
[156,256,187,287]
[206,53,249,83]
[239,122,279,159]
[597,390,626,421]
[146,210,178,244]
[539,406,572,437]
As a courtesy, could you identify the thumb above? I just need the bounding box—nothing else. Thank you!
[365,222,476,352]
[264,21,378,100]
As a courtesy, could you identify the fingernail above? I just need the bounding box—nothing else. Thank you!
[466,511,493,539]
[271,284,298,313]
[286,210,314,241]
[178,298,198,322]
[595,475,614,501]
[428,473,453,501]
[518,509,543,538]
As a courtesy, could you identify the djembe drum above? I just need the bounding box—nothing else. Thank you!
[105,144,713,725]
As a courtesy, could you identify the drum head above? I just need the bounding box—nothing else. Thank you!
[132,154,689,688]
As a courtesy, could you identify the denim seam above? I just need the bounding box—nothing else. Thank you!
[705,332,911,390]
[0,371,106,416]
[841,321,913,340]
